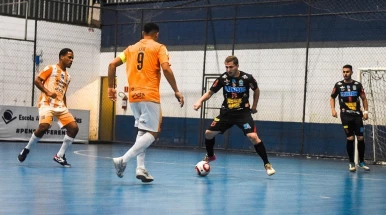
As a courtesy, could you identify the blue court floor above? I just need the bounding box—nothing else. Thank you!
[1,141,386,215]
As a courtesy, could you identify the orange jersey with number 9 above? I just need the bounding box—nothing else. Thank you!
[119,39,169,103]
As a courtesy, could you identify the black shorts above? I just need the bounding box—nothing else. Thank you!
[340,113,364,137]
[207,109,256,135]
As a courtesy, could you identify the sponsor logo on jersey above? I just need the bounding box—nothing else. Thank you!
[224,86,246,93]
[243,123,251,130]
[340,91,358,97]
[227,98,242,109]
[231,79,236,87]
[345,102,357,110]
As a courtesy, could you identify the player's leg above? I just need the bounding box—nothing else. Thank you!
[341,114,356,172]
[18,107,52,162]
[203,115,231,162]
[236,113,275,176]
[354,117,370,170]
[113,102,159,181]
[54,108,78,167]
[136,129,146,169]
[134,129,154,182]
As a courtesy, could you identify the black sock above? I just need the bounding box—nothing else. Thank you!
[254,141,269,165]
[205,137,215,157]
[357,139,365,163]
[346,139,355,163]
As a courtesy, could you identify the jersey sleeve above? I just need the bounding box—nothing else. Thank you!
[249,75,258,91]
[38,65,53,80]
[119,47,130,63]
[210,76,223,93]
[331,83,339,98]
[158,45,169,65]
[358,83,365,96]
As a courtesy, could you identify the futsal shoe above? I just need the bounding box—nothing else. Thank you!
[358,162,370,171]
[17,148,30,162]
[264,163,276,176]
[349,162,356,172]
[112,157,126,178]
[53,154,71,167]
[203,154,217,162]
[136,167,154,183]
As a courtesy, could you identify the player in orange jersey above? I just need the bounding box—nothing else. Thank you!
[17,48,79,167]
[107,22,184,182]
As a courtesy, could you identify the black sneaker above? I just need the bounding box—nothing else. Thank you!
[18,148,30,162]
[53,154,71,167]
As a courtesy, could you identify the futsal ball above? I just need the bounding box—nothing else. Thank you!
[195,161,210,176]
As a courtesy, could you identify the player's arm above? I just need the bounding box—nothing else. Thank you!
[330,85,338,118]
[360,91,369,120]
[107,55,124,101]
[330,97,337,118]
[34,76,57,99]
[63,94,67,106]
[161,62,184,107]
[251,87,260,114]
[193,90,214,111]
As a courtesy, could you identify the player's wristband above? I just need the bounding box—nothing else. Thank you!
[363,111,368,114]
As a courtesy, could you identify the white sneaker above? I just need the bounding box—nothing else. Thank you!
[349,162,356,172]
[136,167,154,183]
[264,163,276,176]
[113,157,126,178]
[358,162,370,171]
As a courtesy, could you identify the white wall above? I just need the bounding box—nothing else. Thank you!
[0,15,35,40]
[0,15,101,140]
[2,15,385,140]
[100,46,386,124]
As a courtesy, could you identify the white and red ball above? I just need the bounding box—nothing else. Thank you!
[195,161,210,176]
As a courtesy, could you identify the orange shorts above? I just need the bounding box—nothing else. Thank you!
[38,106,75,128]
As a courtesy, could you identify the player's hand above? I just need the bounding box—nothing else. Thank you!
[331,110,338,118]
[363,113,368,120]
[175,92,184,107]
[108,87,117,101]
[47,91,57,99]
[250,108,257,114]
[193,101,202,111]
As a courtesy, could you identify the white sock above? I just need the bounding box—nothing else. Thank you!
[25,133,41,150]
[57,135,74,157]
[136,130,146,169]
[122,132,155,163]
[137,151,146,169]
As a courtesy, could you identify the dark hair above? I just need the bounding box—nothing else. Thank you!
[59,48,73,59]
[225,56,239,65]
[343,64,352,71]
[143,23,159,34]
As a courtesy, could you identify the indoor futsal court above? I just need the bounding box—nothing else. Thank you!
[1,141,386,214]
[2,0,386,215]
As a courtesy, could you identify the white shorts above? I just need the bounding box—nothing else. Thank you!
[130,102,162,132]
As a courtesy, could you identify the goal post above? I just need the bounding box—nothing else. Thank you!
[358,68,386,165]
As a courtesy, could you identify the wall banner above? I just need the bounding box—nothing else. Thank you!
[0,105,89,143]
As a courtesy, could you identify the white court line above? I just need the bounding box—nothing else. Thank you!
[73,150,386,181]
[74,150,112,159]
